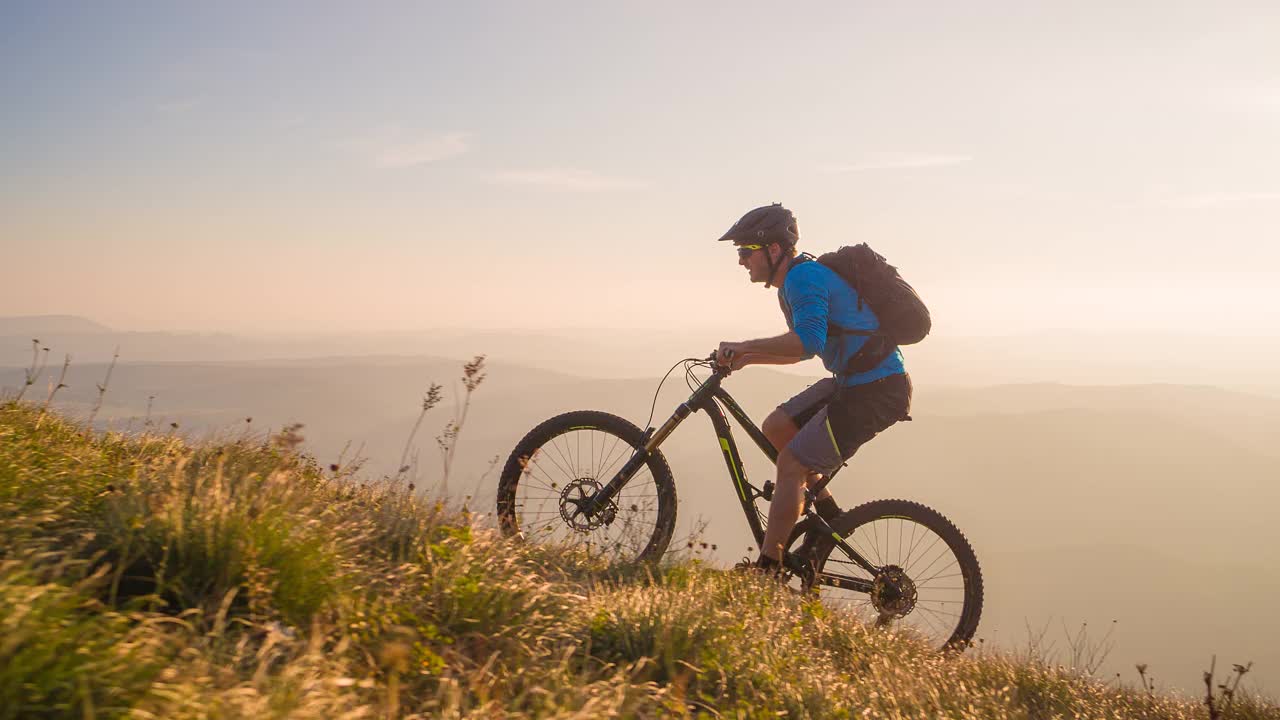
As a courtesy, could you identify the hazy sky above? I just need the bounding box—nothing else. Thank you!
[2,2,1278,337]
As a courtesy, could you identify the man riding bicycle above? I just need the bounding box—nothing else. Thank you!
[715,203,913,573]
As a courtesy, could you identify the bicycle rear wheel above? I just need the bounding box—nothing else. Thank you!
[496,410,677,563]
[808,499,983,650]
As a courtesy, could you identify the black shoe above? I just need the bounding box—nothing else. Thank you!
[782,550,816,590]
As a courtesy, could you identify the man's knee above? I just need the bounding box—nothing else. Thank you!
[762,409,798,449]
[776,446,817,488]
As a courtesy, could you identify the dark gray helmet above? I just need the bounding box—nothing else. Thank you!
[717,202,799,247]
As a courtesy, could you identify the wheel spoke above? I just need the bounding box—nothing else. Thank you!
[532,450,574,487]
[918,604,961,625]
[868,519,881,565]
[522,464,564,494]
[915,559,959,588]
[904,534,942,575]
[535,442,573,482]
[548,434,579,478]
[596,434,629,480]
[913,605,946,638]
[902,521,927,569]
[909,543,953,583]
[897,518,904,566]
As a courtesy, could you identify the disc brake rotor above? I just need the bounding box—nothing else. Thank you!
[871,565,919,618]
[559,478,617,532]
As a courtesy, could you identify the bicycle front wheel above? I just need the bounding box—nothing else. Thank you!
[809,499,983,650]
[496,410,678,563]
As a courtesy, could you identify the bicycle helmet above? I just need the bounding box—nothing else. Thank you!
[717,203,799,288]
[717,202,799,247]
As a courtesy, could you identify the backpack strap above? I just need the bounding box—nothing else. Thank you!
[776,254,816,328]
[841,335,899,375]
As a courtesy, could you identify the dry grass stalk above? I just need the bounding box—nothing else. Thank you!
[36,353,72,428]
[396,383,443,483]
[435,355,487,496]
[1205,655,1254,720]
[86,346,119,426]
[14,338,49,402]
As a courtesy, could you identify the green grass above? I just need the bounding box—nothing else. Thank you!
[1,400,1276,718]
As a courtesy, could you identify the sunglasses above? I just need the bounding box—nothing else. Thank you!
[736,243,765,259]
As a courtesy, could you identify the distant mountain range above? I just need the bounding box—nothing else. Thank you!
[0,315,113,336]
[4,315,1280,389]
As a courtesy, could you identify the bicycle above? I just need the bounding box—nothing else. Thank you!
[496,351,983,650]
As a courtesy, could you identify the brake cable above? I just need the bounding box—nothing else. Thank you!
[642,357,702,433]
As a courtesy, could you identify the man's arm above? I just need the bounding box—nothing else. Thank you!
[717,331,809,370]
[719,263,829,370]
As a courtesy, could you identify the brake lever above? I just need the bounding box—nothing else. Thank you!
[709,348,733,375]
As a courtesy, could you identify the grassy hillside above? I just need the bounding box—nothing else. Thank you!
[1,401,1275,719]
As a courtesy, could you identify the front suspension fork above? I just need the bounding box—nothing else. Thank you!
[578,403,693,519]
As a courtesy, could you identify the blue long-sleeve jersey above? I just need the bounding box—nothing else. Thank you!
[778,257,906,386]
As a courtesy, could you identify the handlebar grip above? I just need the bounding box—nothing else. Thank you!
[712,347,734,373]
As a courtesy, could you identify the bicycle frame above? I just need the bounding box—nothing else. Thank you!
[583,364,881,589]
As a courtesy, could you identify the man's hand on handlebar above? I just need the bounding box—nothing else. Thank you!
[715,342,749,372]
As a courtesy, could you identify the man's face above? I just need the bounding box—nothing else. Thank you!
[738,243,773,284]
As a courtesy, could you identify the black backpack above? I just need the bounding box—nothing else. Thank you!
[812,244,931,374]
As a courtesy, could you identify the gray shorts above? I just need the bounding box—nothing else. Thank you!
[778,374,912,475]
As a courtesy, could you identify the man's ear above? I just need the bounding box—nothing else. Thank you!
[769,243,783,262]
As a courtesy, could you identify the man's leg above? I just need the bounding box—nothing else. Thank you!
[759,446,818,561]
[760,409,839,562]
[754,381,844,566]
